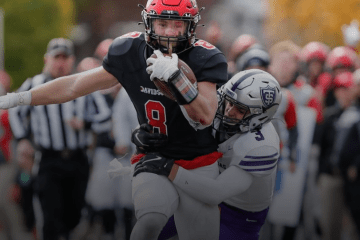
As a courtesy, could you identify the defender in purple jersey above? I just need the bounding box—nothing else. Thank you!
[134,70,282,240]
[0,1,228,239]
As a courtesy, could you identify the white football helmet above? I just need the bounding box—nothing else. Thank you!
[216,69,282,135]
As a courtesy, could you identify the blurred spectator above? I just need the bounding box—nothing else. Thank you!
[234,44,298,171]
[337,71,360,239]
[235,44,270,72]
[317,72,358,240]
[76,44,135,240]
[324,46,358,107]
[111,87,138,240]
[227,34,258,77]
[204,21,223,51]
[269,40,323,124]
[94,39,114,61]
[77,57,102,72]
[0,70,12,94]
[268,40,323,240]
[75,56,121,240]
[0,71,34,239]
[300,42,332,108]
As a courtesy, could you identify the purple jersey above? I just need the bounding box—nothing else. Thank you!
[103,32,227,160]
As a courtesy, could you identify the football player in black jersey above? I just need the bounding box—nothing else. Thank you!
[0,0,228,239]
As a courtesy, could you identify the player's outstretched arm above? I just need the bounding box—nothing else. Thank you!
[31,67,118,105]
[0,67,118,109]
[172,165,253,205]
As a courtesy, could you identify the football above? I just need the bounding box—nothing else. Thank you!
[149,54,197,102]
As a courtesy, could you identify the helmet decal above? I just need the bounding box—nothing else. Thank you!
[231,70,263,91]
[260,85,277,108]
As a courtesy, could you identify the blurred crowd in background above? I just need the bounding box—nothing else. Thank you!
[1,0,360,240]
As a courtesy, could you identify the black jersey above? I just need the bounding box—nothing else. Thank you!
[103,32,227,159]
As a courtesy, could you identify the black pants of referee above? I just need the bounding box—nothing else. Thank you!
[33,149,89,240]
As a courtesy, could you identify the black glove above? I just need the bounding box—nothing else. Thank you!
[131,123,168,153]
[133,152,174,177]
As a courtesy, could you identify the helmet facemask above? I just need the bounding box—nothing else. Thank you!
[147,17,191,54]
[215,88,263,136]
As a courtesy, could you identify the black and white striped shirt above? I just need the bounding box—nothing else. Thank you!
[9,73,111,151]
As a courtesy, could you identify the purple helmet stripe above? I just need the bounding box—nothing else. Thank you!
[231,70,264,91]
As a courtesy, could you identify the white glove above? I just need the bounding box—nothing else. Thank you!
[342,20,360,47]
[146,50,179,82]
[0,91,32,109]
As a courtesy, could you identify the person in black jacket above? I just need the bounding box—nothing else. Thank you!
[317,71,358,240]
[337,70,360,238]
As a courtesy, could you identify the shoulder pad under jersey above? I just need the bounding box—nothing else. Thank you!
[183,39,227,85]
[231,123,280,176]
[103,32,145,73]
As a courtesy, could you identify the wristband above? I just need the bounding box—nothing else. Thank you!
[168,70,198,105]
[7,91,32,108]
[17,91,32,105]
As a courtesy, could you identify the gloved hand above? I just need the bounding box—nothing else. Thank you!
[146,50,179,82]
[0,91,32,109]
[131,123,168,153]
[342,20,360,47]
[133,152,174,177]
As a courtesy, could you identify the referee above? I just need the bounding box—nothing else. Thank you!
[8,38,111,240]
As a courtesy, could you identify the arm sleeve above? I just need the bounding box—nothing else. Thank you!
[173,165,253,206]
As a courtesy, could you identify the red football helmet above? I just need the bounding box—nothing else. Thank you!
[300,42,330,63]
[141,0,201,53]
[326,46,357,70]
